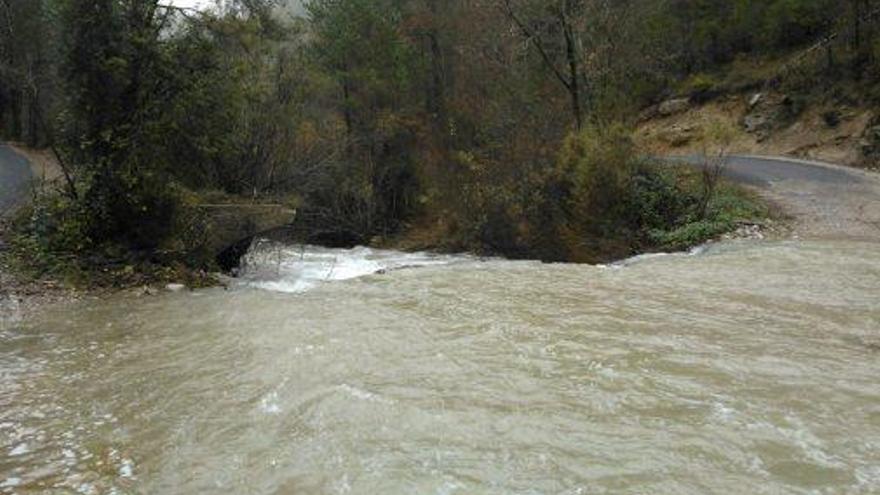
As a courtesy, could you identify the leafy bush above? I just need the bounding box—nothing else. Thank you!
[682,73,722,102]
[420,123,769,263]
[651,220,731,251]
[552,124,640,260]
[78,171,180,251]
[4,183,222,288]
[648,170,769,250]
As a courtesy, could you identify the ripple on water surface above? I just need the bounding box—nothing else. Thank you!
[1,240,879,494]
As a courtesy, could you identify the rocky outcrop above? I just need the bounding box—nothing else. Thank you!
[743,113,772,139]
[859,117,880,167]
[748,93,764,108]
[657,123,699,148]
[741,94,803,142]
[658,97,692,117]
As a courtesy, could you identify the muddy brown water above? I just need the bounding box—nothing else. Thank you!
[1,240,879,494]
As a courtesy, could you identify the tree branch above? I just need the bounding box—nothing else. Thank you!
[156,3,203,21]
[500,0,572,92]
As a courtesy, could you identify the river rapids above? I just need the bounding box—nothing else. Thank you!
[1,239,879,494]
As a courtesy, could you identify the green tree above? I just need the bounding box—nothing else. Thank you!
[304,0,423,239]
[0,0,60,146]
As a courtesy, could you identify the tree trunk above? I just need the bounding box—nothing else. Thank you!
[853,0,863,52]
[8,88,21,139]
[826,42,835,71]
[342,79,353,136]
[426,33,445,118]
[26,93,38,147]
[425,0,446,126]
[340,58,354,137]
[868,0,876,63]
[502,0,583,130]
[561,2,582,130]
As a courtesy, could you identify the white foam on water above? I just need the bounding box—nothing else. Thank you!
[259,391,282,415]
[856,465,880,489]
[9,443,29,456]
[0,477,21,488]
[436,481,463,495]
[337,384,394,405]
[606,242,714,269]
[710,400,736,423]
[238,242,467,293]
[119,458,135,479]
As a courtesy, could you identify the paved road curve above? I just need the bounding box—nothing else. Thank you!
[673,154,880,241]
[0,145,33,214]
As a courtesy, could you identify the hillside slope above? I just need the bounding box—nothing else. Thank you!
[637,91,879,171]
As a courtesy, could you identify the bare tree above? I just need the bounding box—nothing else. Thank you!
[500,0,584,129]
[697,122,734,220]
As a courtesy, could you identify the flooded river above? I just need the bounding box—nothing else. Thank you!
[1,239,879,494]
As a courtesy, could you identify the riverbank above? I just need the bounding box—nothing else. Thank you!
[0,268,83,325]
[0,253,224,325]
[0,143,247,310]
[0,167,774,322]
[13,150,879,322]
[386,162,778,261]
[0,236,84,325]
[0,213,221,323]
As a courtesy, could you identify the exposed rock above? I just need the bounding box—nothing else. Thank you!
[721,219,791,242]
[822,110,842,128]
[859,123,880,164]
[741,93,806,144]
[658,97,692,117]
[831,134,851,145]
[748,93,763,108]
[658,124,698,148]
[723,223,765,241]
[165,283,186,292]
[743,114,771,135]
[637,104,660,123]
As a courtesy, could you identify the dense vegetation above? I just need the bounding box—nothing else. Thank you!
[0,0,876,281]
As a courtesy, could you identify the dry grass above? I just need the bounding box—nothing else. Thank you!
[635,92,875,168]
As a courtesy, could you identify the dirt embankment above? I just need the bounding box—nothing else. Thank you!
[0,263,86,326]
[636,92,880,171]
[1,221,84,324]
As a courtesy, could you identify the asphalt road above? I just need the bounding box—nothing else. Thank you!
[0,145,33,214]
[671,154,862,186]
[672,154,880,240]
